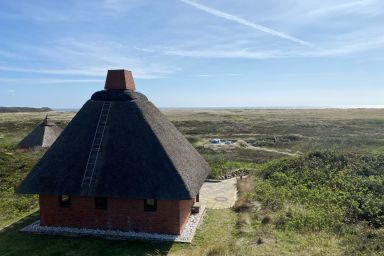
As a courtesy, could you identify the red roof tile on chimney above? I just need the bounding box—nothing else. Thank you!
[105,69,136,90]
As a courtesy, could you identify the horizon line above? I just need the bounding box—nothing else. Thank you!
[2,105,384,111]
[48,105,384,112]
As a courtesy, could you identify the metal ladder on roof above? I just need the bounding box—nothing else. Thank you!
[81,101,111,188]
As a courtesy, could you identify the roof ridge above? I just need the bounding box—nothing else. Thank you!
[136,101,192,198]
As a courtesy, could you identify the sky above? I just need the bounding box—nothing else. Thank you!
[0,0,383,108]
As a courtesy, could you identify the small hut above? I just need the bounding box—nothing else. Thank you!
[17,70,210,235]
[17,115,62,149]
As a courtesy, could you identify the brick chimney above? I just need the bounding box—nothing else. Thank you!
[105,69,136,90]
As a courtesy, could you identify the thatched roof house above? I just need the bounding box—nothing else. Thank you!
[17,115,62,149]
[17,70,210,235]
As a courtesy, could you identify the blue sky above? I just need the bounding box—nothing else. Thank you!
[0,0,383,108]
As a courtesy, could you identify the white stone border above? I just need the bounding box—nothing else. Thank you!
[20,205,205,243]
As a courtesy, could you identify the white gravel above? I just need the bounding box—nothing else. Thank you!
[20,205,205,243]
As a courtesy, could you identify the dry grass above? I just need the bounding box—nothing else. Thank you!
[233,177,255,212]
[162,108,384,121]
[165,108,384,155]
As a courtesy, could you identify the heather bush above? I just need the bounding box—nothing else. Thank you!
[256,151,384,230]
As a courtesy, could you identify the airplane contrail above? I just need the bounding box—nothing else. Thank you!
[179,0,312,47]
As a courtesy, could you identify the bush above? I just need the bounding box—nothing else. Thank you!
[256,151,384,229]
[207,158,258,179]
[253,180,285,211]
[275,207,344,232]
[0,149,41,227]
[261,215,272,224]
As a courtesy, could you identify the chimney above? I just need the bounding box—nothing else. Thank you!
[105,69,136,90]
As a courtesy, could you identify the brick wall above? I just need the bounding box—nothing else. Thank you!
[179,199,194,232]
[39,195,194,235]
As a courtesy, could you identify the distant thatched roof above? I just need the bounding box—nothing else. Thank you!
[17,116,63,149]
[17,72,210,199]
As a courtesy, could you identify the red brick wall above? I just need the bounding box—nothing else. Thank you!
[39,195,193,235]
[179,199,194,232]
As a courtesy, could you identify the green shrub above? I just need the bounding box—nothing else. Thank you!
[0,149,41,227]
[275,207,344,232]
[254,180,286,211]
[256,151,384,229]
[206,158,258,179]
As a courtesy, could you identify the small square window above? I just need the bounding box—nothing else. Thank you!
[95,197,108,210]
[144,199,157,212]
[59,195,71,208]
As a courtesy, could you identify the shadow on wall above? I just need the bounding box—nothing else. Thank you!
[0,212,173,256]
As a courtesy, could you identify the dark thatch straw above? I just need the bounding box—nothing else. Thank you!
[17,90,210,200]
[17,115,63,149]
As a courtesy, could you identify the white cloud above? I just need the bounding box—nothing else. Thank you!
[0,50,18,58]
[95,0,144,13]
[0,66,105,76]
[0,38,177,79]
[299,36,384,57]
[6,89,16,96]
[0,0,144,22]
[162,33,384,59]
[194,73,242,78]
[0,65,171,79]
[0,78,103,84]
[307,0,379,17]
[1,0,383,83]
[165,48,281,59]
[0,3,75,22]
[179,0,312,47]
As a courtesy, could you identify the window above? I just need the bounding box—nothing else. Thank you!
[144,199,157,212]
[95,197,108,210]
[59,195,71,208]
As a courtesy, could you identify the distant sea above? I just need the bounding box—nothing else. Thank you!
[159,105,384,110]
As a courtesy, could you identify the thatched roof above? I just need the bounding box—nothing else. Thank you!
[17,71,210,200]
[17,116,63,149]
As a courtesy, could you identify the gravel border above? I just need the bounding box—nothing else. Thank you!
[20,205,205,243]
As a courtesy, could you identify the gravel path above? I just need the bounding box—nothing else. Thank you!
[21,205,205,243]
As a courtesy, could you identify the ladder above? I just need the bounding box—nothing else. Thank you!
[81,101,111,188]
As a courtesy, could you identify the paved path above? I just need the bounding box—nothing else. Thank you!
[199,178,237,209]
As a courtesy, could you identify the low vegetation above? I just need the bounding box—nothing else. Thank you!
[0,107,52,113]
[1,109,384,255]
[252,152,384,255]
[196,151,384,255]
[206,158,258,179]
[168,108,384,154]
[258,152,384,229]
[0,149,42,227]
